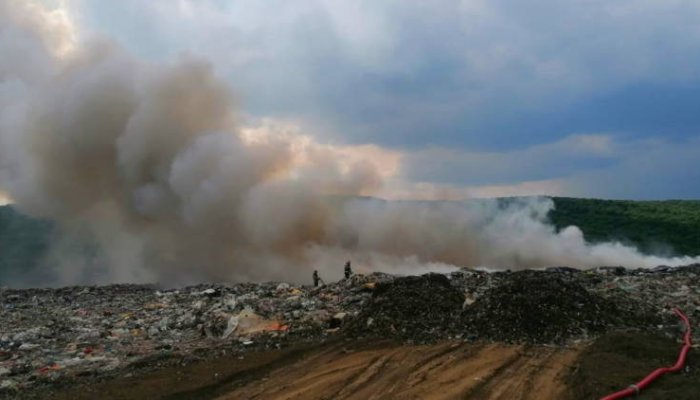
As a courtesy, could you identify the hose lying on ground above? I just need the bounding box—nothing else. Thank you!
[600,308,692,400]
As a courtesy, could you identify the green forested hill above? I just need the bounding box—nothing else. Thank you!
[1,198,700,285]
[549,197,700,256]
[0,206,54,285]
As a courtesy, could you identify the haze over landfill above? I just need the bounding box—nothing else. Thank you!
[1,0,700,286]
[2,2,700,400]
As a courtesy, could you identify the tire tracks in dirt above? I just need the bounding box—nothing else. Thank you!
[215,341,582,400]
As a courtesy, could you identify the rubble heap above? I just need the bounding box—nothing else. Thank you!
[1,265,699,397]
[346,273,464,343]
[0,275,389,395]
[462,271,661,343]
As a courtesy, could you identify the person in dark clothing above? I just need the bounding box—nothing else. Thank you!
[313,270,322,287]
[344,261,353,279]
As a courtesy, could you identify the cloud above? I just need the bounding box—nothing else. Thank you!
[0,0,76,81]
[72,0,700,150]
[376,179,568,201]
[396,133,700,200]
[402,134,616,186]
[569,136,700,199]
[2,0,700,289]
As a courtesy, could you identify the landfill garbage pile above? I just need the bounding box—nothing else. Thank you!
[461,271,662,343]
[1,265,699,397]
[345,273,464,343]
[0,274,394,397]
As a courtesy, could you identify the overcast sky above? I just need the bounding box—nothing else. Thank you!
[31,1,700,199]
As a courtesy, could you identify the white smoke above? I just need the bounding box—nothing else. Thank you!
[1,1,698,286]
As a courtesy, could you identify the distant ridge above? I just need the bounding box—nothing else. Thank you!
[0,205,54,285]
[1,197,699,284]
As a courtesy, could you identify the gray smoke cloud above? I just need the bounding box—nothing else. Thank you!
[1,1,698,286]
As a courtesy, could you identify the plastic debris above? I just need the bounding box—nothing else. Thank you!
[0,265,698,396]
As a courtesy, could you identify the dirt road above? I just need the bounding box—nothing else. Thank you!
[214,341,581,400]
[36,331,700,400]
[37,340,581,400]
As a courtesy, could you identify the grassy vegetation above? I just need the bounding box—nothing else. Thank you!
[549,197,700,257]
[568,331,700,399]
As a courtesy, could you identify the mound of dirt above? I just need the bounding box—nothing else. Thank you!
[345,273,464,342]
[462,271,657,343]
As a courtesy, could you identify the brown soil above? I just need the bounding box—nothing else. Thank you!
[216,341,581,400]
[33,340,581,400]
[26,333,699,400]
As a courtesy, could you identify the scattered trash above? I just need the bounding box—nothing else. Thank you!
[0,264,699,396]
[329,312,347,329]
[0,274,389,393]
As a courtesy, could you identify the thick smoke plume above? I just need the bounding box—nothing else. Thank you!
[1,1,698,286]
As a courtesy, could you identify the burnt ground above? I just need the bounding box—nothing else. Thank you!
[461,271,663,344]
[344,273,465,342]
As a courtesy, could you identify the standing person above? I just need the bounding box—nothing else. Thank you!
[313,270,321,287]
[344,261,353,279]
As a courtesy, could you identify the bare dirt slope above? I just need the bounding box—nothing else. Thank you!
[36,340,582,400]
[215,341,581,400]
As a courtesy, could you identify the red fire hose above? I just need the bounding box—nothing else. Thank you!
[600,308,693,400]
